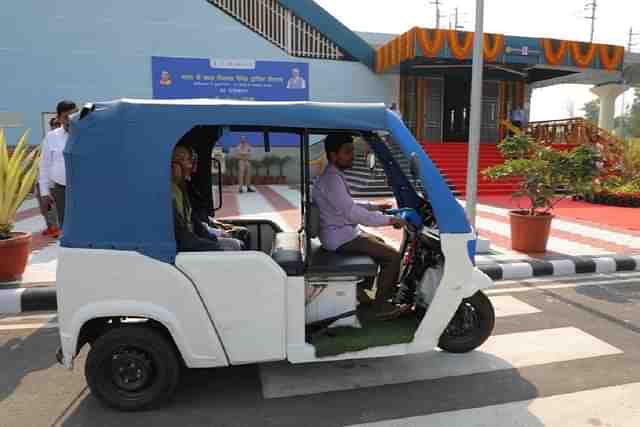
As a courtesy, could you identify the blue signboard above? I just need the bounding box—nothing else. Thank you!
[152,57,309,101]
[152,57,309,147]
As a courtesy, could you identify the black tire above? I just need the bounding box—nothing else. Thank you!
[438,291,495,353]
[85,326,181,411]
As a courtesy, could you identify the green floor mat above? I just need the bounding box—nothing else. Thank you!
[309,306,421,358]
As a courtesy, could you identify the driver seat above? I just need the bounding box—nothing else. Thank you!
[270,203,378,278]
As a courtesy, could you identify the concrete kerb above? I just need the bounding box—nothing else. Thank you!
[0,255,639,314]
[0,286,57,314]
[478,254,640,281]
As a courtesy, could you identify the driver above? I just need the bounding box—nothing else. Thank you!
[312,134,407,316]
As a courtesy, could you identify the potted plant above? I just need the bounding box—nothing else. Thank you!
[483,135,599,252]
[1,129,41,282]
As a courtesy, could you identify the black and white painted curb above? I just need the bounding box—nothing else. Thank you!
[478,255,640,281]
[1,255,639,314]
[0,287,57,315]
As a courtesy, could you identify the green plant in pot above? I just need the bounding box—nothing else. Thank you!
[483,135,599,252]
[0,129,41,282]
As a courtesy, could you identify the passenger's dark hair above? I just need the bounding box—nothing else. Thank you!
[324,134,353,158]
[56,100,77,115]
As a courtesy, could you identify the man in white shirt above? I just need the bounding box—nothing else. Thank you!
[39,100,78,228]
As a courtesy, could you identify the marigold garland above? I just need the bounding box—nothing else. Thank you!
[483,33,504,62]
[417,28,446,57]
[448,30,474,59]
[570,41,597,68]
[598,44,624,70]
[542,39,568,66]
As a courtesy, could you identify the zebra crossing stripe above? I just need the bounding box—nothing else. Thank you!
[346,382,640,427]
[259,327,622,399]
[489,296,540,317]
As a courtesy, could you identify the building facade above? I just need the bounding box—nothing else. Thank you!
[0,0,625,147]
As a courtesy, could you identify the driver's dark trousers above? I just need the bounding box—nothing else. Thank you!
[337,232,401,304]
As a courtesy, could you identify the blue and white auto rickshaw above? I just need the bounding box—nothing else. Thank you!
[55,99,495,410]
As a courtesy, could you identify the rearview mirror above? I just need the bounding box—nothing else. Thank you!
[367,152,376,170]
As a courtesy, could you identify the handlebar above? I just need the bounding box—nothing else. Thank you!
[384,208,423,230]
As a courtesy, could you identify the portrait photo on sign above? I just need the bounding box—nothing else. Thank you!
[286,67,306,89]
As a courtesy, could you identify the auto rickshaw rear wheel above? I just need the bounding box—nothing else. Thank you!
[438,291,495,353]
[85,325,181,411]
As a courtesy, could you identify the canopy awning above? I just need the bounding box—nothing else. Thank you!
[375,28,625,81]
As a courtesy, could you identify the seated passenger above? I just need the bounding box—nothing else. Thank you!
[171,146,221,252]
[184,153,250,250]
[312,134,407,315]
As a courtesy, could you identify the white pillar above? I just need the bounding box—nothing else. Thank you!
[590,83,628,131]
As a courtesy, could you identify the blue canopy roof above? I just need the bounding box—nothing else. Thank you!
[62,99,471,263]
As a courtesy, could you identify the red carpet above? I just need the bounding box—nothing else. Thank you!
[476,195,640,233]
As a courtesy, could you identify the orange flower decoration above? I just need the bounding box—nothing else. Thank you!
[598,44,624,70]
[417,28,446,57]
[448,30,474,59]
[569,41,596,68]
[542,39,568,66]
[483,33,504,62]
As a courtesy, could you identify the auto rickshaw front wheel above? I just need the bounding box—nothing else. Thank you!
[438,291,495,353]
[85,325,181,411]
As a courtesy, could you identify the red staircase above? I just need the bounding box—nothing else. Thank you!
[422,143,519,196]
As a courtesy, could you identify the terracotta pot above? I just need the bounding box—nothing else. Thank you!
[508,210,554,253]
[0,232,32,282]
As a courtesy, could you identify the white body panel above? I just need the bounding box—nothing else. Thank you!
[56,248,228,369]
[176,251,287,364]
[58,233,492,368]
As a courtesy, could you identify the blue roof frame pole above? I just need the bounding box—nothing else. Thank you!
[465,0,485,231]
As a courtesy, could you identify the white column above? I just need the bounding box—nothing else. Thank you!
[590,83,628,131]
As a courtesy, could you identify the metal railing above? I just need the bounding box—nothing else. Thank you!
[208,0,345,60]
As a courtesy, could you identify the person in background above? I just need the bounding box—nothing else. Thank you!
[35,117,62,237]
[286,67,306,89]
[236,136,255,193]
[508,107,525,136]
[313,134,408,318]
[39,101,78,230]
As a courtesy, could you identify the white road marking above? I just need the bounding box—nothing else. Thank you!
[0,314,57,322]
[490,296,541,317]
[486,276,640,295]
[0,323,58,331]
[346,382,640,427]
[260,327,621,398]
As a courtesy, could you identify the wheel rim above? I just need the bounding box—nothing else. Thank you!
[110,347,156,393]
[444,301,480,338]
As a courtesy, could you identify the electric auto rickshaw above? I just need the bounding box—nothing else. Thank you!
[55,99,495,410]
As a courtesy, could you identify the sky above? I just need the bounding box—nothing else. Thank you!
[314,0,640,121]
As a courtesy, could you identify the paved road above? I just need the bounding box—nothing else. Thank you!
[2,272,640,426]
